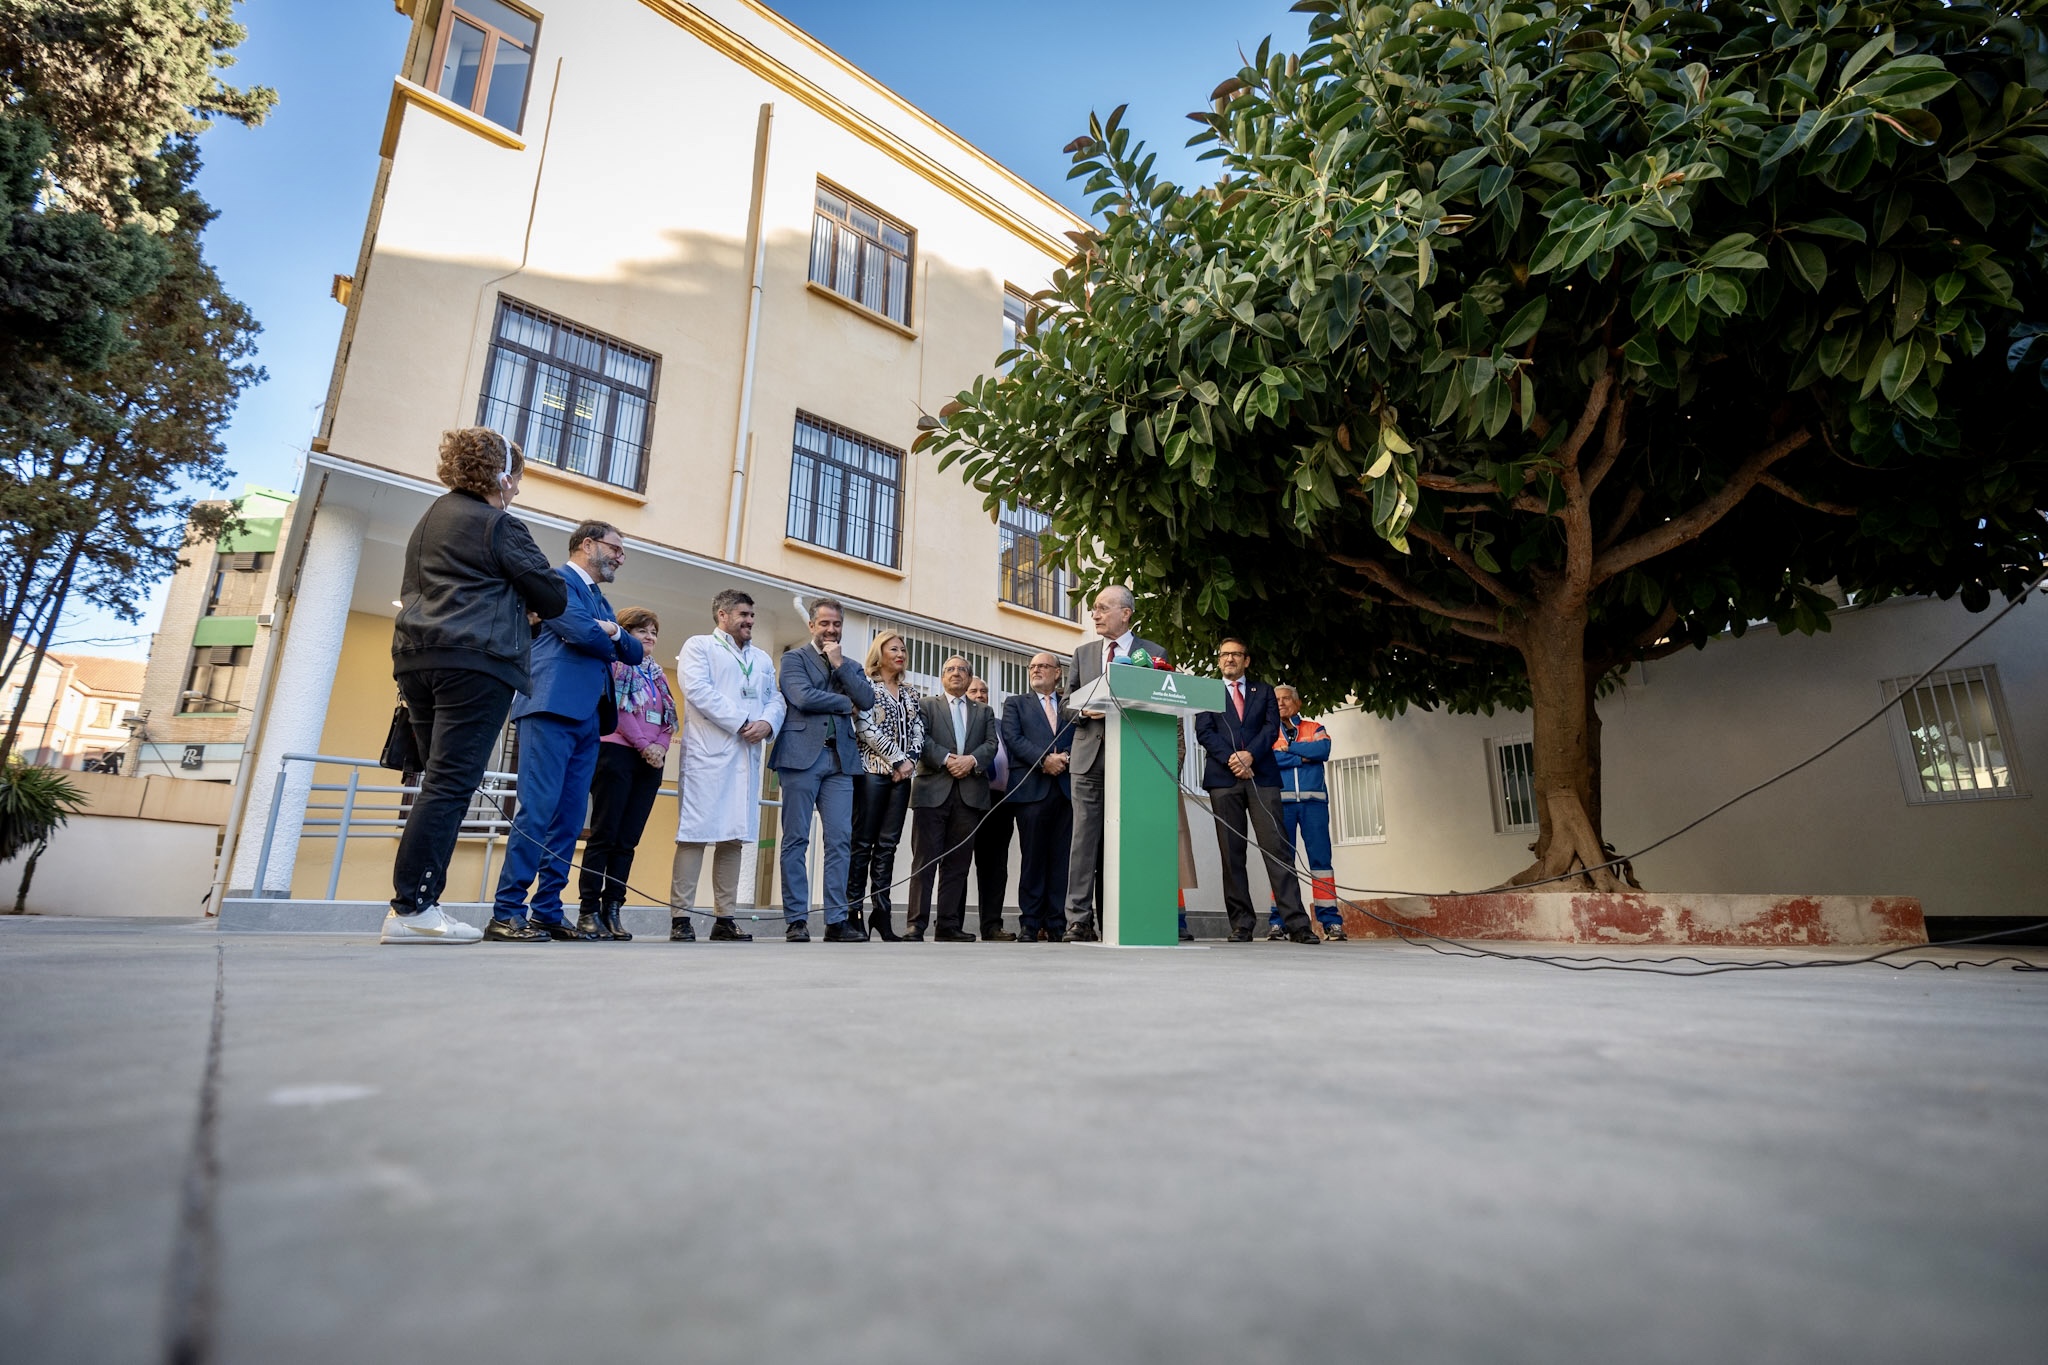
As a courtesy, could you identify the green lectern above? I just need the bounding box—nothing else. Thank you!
[1068,663,1225,946]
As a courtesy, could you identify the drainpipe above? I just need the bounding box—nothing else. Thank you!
[724,102,775,563]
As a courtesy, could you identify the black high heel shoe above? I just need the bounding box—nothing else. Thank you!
[867,902,902,942]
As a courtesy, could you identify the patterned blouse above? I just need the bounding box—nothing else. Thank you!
[855,678,927,776]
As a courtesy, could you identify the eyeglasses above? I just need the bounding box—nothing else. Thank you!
[1217,650,1249,659]
[597,540,625,558]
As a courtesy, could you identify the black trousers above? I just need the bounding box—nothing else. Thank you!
[972,798,1015,934]
[848,772,912,920]
[1210,780,1310,936]
[578,742,663,906]
[906,791,979,937]
[392,668,514,914]
[1011,794,1071,938]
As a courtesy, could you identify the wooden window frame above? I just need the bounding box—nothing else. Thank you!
[808,181,916,328]
[477,296,661,494]
[425,0,542,133]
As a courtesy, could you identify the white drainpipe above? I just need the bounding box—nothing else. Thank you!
[724,102,775,563]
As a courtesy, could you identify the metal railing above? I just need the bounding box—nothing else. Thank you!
[249,751,781,903]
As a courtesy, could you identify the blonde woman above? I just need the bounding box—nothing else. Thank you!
[848,630,925,941]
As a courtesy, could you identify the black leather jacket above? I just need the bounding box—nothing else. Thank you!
[391,490,567,691]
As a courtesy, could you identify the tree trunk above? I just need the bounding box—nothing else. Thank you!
[0,532,85,768]
[11,836,46,914]
[1503,601,1627,892]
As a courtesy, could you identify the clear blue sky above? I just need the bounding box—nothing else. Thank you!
[61,0,1303,657]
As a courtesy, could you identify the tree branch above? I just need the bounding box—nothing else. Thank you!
[1593,429,1813,584]
[1409,524,1528,609]
[1331,552,1513,635]
[1583,388,1631,495]
[1411,473,1549,515]
[1557,367,1615,473]
[1757,472,1860,517]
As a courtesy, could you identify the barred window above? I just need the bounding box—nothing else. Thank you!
[1486,735,1537,834]
[868,620,1030,707]
[998,502,1077,620]
[787,413,902,568]
[1000,289,1030,372]
[1883,665,2028,804]
[1329,754,1387,844]
[478,297,657,492]
[810,185,913,326]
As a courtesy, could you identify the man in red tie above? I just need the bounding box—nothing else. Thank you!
[1060,586,1167,941]
[1193,637,1319,944]
[1000,651,1073,941]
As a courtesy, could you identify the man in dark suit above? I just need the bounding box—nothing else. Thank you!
[1194,637,1319,945]
[1001,651,1073,943]
[489,520,643,941]
[1062,585,1167,942]
[770,597,875,942]
[966,675,1016,942]
[906,655,998,942]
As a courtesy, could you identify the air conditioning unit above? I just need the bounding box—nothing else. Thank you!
[256,612,273,627]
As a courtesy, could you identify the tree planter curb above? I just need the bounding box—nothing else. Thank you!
[1341,893,1926,947]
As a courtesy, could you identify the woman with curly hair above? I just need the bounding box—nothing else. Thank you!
[574,605,677,940]
[382,427,568,945]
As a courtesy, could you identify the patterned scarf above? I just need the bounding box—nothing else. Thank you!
[611,658,677,729]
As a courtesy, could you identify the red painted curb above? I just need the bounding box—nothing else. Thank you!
[1341,892,1927,946]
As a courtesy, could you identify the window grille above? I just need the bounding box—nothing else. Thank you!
[1328,754,1387,844]
[1882,665,2027,804]
[1487,735,1537,834]
[429,0,539,132]
[1000,289,1030,372]
[866,620,1030,708]
[478,297,658,492]
[809,185,913,325]
[997,502,1077,620]
[786,412,903,569]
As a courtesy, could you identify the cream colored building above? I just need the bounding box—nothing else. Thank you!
[223,0,1094,906]
[3,648,145,772]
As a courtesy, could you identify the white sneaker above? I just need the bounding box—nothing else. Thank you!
[380,905,483,945]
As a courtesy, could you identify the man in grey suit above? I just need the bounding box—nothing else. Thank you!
[906,655,999,942]
[1062,586,1168,942]
[770,597,875,942]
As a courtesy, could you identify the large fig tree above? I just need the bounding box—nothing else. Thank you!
[923,0,2048,888]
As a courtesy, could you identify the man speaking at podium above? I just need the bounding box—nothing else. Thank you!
[1061,586,1167,942]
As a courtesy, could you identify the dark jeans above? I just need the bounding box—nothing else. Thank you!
[972,797,1015,935]
[848,772,911,923]
[392,668,514,914]
[578,741,663,907]
[907,792,979,937]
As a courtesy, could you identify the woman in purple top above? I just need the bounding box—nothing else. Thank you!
[577,606,678,940]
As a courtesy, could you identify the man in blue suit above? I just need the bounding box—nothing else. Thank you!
[488,520,643,942]
[770,597,875,942]
[1000,651,1073,942]
[1193,637,1318,945]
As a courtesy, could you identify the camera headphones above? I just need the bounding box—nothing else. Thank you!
[494,429,515,496]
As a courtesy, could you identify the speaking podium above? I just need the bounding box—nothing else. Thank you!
[1067,662,1225,945]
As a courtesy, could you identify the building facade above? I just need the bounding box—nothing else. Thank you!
[128,486,297,782]
[225,0,1095,904]
[2,649,145,772]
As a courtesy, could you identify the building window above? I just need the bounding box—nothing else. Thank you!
[179,646,249,715]
[786,412,902,569]
[1000,289,1030,372]
[1882,665,2028,804]
[1486,735,1537,834]
[206,551,271,617]
[429,0,539,132]
[998,502,1077,620]
[809,185,913,326]
[1329,754,1387,844]
[478,297,658,492]
[866,619,1030,706]
[92,702,116,729]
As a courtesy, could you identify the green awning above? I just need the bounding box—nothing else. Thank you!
[219,517,284,553]
[192,615,259,647]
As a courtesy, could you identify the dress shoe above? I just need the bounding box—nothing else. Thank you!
[934,929,977,943]
[577,910,613,941]
[1227,929,1254,943]
[901,932,925,942]
[670,915,697,941]
[785,921,811,943]
[1179,927,1196,943]
[1322,924,1348,942]
[484,918,549,943]
[824,920,870,942]
[709,917,752,942]
[601,901,632,941]
[1287,928,1323,944]
[1062,924,1098,943]
[983,928,1018,942]
[1265,923,1286,940]
[1039,928,1060,942]
[538,919,596,941]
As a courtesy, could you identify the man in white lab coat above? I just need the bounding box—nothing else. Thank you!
[670,589,785,941]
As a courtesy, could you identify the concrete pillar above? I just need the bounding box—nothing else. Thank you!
[229,504,367,896]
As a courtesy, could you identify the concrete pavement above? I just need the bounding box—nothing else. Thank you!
[3,917,2045,1364]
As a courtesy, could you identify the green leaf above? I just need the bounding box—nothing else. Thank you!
[1498,297,1547,349]
[1786,240,1828,292]
[1788,217,1867,241]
